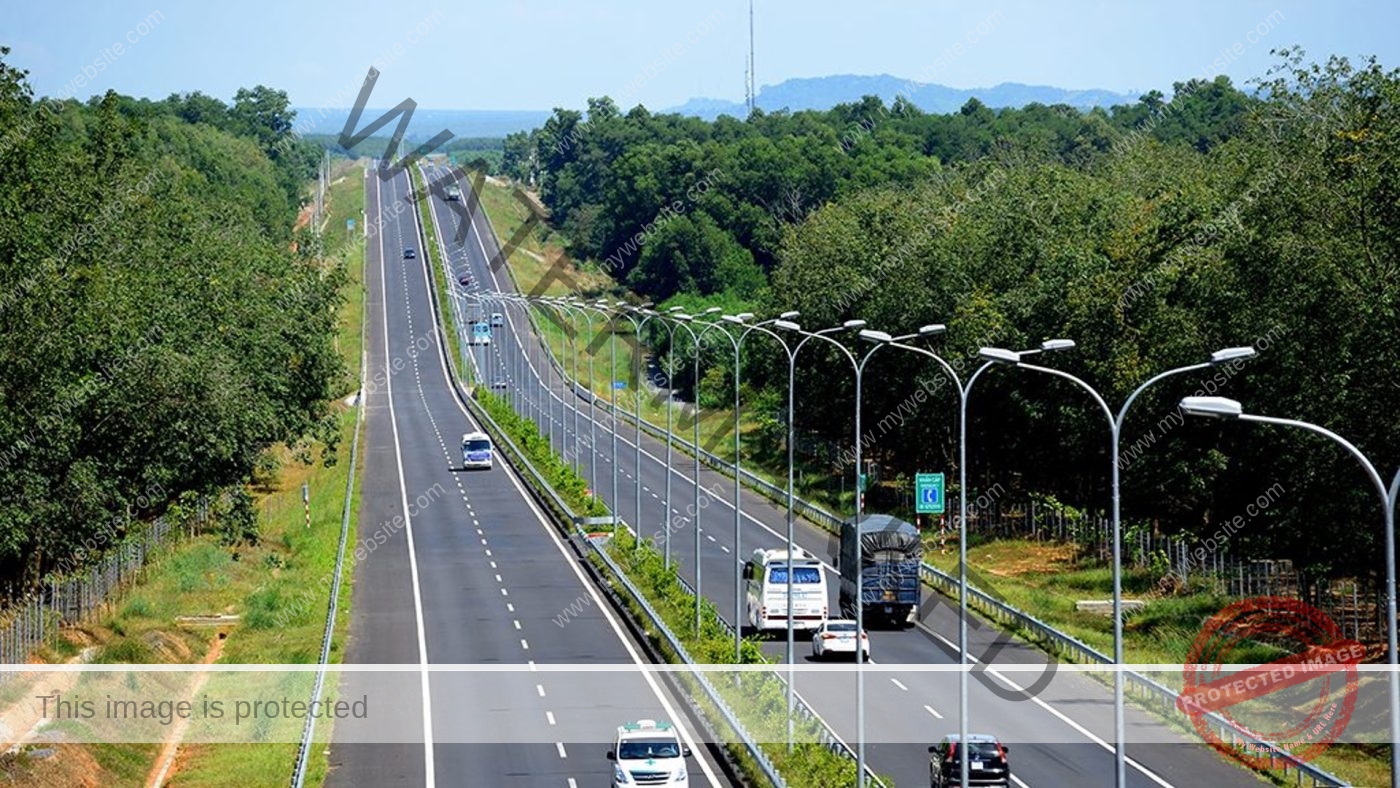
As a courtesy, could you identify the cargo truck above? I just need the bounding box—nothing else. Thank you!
[839,513,922,626]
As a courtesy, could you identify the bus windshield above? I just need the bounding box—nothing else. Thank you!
[464,440,491,452]
[767,566,822,584]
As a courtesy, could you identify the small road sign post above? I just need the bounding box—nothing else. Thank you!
[916,472,945,515]
[302,482,311,528]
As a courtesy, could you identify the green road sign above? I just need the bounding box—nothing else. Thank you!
[858,473,868,493]
[916,472,945,514]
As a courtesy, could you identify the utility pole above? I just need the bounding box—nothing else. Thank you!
[747,0,756,113]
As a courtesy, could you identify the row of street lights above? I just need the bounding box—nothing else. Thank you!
[471,291,1399,788]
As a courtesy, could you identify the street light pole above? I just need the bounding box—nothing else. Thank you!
[615,303,658,553]
[547,298,587,473]
[1180,395,1400,788]
[775,318,868,774]
[672,313,709,635]
[575,300,604,497]
[726,313,800,665]
[994,346,1256,787]
[657,308,686,569]
[703,312,758,664]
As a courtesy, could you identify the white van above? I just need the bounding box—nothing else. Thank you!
[744,547,828,633]
[461,431,493,469]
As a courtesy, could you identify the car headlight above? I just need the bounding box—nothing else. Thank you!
[673,766,687,782]
[613,764,629,783]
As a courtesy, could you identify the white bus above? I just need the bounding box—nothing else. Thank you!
[744,547,828,634]
[461,431,493,469]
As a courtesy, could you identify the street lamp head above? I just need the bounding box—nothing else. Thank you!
[1041,339,1077,352]
[858,329,893,343]
[774,320,801,332]
[979,347,1022,365]
[918,324,947,336]
[721,314,746,324]
[638,301,654,309]
[674,313,695,322]
[843,319,867,330]
[1180,396,1243,419]
[735,312,755,321]
[1210,346,1257,364]
[704,306,723,315]
[779,310,800,320]
[667,306,686,313]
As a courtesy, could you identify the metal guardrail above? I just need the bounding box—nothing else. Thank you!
[412,169,787,788]
[915,563,1349,787]
[527,324,1350,788]
[469,187,1346,788]
[674,574,886,788]
[290,176,373,788]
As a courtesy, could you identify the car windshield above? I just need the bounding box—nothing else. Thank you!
[767,566,821,584]
[618,738,680,760]
[826,622,857,632]
[465,440,491,452]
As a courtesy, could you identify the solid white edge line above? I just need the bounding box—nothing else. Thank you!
[377,168,436,786]
[916,621,1173,788]
[416,168,723,788]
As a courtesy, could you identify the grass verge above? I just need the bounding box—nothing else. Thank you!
[0,158,372,788]
[924,538,1389,787]
[475,390,609,520]
[410,163,467,381]
[600,529,890,787]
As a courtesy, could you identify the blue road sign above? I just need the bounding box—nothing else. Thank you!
[346,218,355,231]
[613,380,627,390]
[916,472,945,514]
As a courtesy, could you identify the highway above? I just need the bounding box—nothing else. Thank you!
[326,164,729,787]
[422,160,1269,788]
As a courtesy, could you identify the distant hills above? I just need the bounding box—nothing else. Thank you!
[666,74,1141,119]
[300,75,1141,142]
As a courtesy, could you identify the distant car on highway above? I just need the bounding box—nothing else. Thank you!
[491,377,508,390]
[810,619,869,661]
[928,734,1011,787]
[608,719,690,788]
[446,185,462,201]
[490,312,504,327]
[458,273,472,286]
[470,322,491,345]
[403,247,416,259]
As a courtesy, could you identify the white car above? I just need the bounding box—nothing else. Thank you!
[490,312,505,327]
[811,619,869,661]
[608,719,690,787]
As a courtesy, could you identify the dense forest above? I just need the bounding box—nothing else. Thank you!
[504,51,1399,580]
[0,49,343,587]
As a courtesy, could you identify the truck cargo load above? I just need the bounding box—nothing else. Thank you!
[839,514,922,626]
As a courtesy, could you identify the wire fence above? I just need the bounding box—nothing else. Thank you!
[0,498,213,676]
[962,499,1386,646]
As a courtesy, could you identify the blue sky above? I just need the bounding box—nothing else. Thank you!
[7,1,1397,111]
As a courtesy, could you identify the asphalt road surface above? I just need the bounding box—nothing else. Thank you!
[325,164,729,788]
[417,160,1269,788]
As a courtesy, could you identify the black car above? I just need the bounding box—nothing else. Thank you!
[929,734,1010,787]
[403,247,416,259]
[458,273,472,286]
